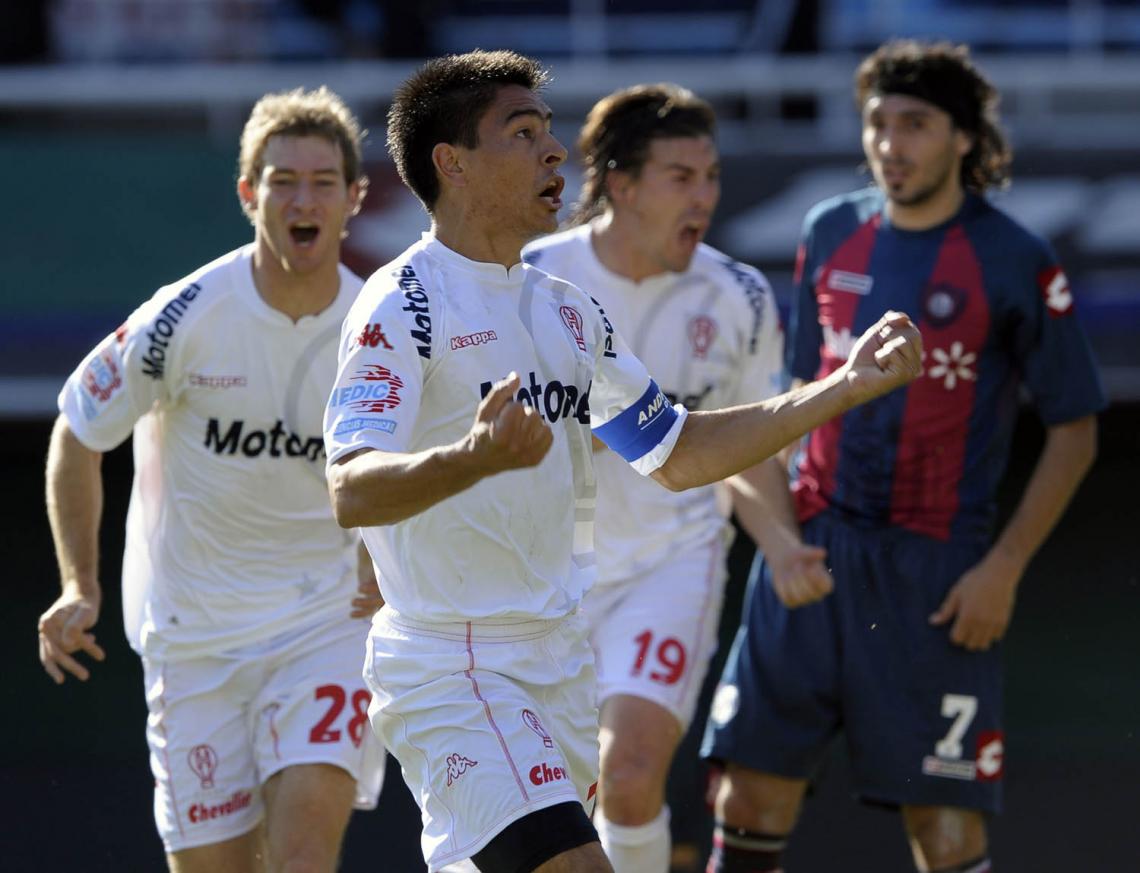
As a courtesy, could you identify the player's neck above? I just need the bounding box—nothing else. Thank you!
[884,181,966,232]
[589,213,666,284]
[432,205,526,271]
[250,245,341,322]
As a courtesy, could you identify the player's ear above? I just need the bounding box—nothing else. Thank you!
[237,176,257,222]
[954,127,975,159]
[604,168,634,208]
[432,143,467,191]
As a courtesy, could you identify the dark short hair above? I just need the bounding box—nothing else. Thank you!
[570,83,716,224]
[387,49,549,211]
[855,40,1012,193]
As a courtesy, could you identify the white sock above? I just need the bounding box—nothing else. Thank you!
[596,806,671,873]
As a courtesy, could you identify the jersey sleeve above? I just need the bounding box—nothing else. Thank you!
[731,265,786,405]
[323,279,427,465]
[1013,244,1106,424]
[787,214,823,382]
[586,294,687,476]
[57,292,179,452]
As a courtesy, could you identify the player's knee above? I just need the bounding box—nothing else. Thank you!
[599,743,669,824]
[903,806,987,870]
[716,768,803,835]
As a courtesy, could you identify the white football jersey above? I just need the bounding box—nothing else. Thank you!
[523,224,783,583]
[59,245,363,660]
[324,234,687,625]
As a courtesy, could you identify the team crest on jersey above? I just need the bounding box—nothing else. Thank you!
[921,282,968,328]
[560,305,587,351]
[522,709,554,748]
[1038,266,1073,317]
[82,349,123,407]
[687,315,718,359]
[188,744,218,789]
[445,753,478,787]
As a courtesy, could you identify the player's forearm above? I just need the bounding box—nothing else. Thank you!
[727,457,802,555]
[990,415,1098,578]
[45,416,104,602]
[328,439,489,527]
[654,368,857,492]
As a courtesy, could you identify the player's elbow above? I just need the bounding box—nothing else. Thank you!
[650,459,690,492]
[328,468,369,529]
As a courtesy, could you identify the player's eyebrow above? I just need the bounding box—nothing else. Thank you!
[504,107,552,126]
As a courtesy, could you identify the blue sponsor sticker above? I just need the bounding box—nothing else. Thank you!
[333,416,397,437]
[593,379,677,462]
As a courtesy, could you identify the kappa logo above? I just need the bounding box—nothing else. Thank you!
[450,329,498,351]
[1038,266,1073,317]
[188,744,218,789]
[446,753,478,787]
[354,322,394,350]
[522,709,554,748]
[687,315,718,359]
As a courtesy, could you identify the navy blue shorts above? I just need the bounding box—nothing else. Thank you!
[702,512,1004,812]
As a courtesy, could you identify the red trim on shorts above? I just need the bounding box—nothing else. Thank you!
[268,703,282,760]
[464,622,530,801]
[158,663,186,839]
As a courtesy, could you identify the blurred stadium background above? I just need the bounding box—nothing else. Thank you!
[2,2,1137,871]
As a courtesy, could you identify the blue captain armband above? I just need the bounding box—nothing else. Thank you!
[593,380,679,462]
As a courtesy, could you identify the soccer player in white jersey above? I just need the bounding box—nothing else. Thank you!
[324,50,924,873]
[37,88,385,873]
[520,84,831,873]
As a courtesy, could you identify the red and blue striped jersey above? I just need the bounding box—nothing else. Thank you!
[789,188,1106,542]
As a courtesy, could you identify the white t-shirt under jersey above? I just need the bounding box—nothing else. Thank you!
[323,234,687,625]
[523,224,783,583]
[59,245,363,660]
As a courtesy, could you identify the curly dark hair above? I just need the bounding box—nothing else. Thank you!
[387,49,549,211]
[855,40,1012,193]
[569,83,716,225]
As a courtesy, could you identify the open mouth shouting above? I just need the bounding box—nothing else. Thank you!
[289,221,321,248]
[539,175,565,210]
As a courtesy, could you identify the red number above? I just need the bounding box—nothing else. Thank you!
[311,685,372,746]
[348,689,371,748]
[629,631,687,686]
[310,684,345,743]
[649,638,686,685]
[631,630,653,677]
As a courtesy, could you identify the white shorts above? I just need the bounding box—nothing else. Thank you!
[364,608,599,872]
[584,536,727,729]
[143,616,382,852]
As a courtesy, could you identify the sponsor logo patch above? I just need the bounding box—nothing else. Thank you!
[188,791,253,824]
[188,373,247,389]
[333,416,397,436]
[588,296,618,359]
[480,371,590,425]
[450,329,498,350]
[330,365,406,413]
[529,761,569,786]
[826,269,874,295]
[1038,266,1073,316]
[203,419,324,461]
[141,281,201,379]
[398,266,432,358]
[921,755,978,781]
[975,730,1005,782]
